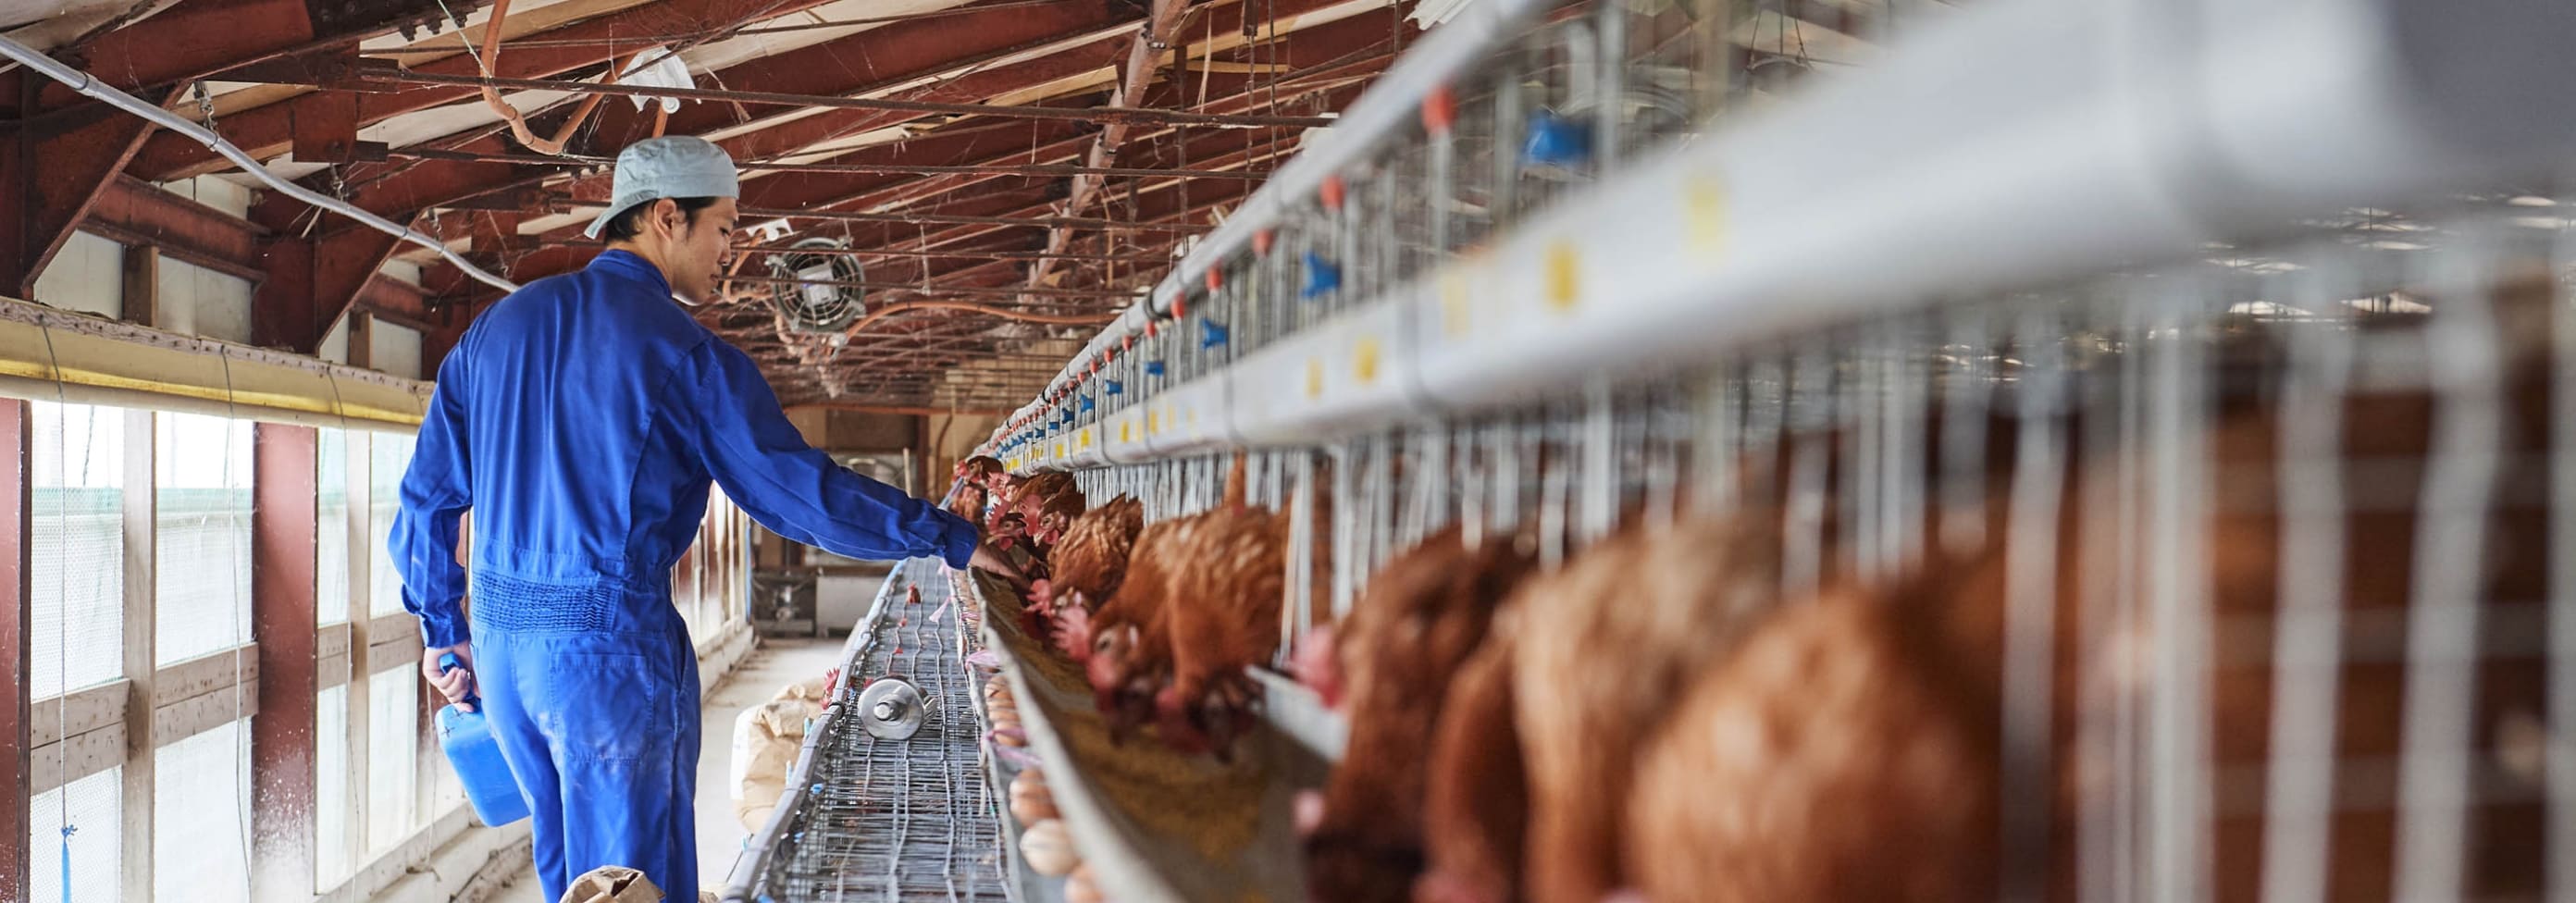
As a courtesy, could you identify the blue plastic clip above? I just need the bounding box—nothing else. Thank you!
[1302,251,1342,300]
[1145,360,1167,377]
[1079,394,1096,414]
[1200,319,1230,349]
[1523,110,1594,168]
[1104,379,1123,396]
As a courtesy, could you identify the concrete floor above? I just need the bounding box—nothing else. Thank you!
[488,635,848,902]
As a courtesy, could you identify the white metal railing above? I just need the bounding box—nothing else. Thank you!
[985,0,2576,468]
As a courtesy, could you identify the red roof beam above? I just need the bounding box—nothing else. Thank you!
[80,176,270,284]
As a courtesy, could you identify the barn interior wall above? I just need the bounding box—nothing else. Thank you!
[368,321,424,382]
[29,230,122,318]
[154,256,254,343]
[319,317,352,365]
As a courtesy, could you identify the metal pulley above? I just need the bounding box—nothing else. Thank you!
[856,678,935,741]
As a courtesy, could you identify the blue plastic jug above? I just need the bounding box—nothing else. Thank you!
[434,653,531,827]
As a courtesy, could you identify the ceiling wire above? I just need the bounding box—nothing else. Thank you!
[429,0,489,75]
[0,34,522,294]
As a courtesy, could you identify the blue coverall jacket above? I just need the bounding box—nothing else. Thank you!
[391,249,978,903]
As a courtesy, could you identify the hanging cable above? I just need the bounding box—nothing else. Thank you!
[33,320,72,903]
[216,348,255,897]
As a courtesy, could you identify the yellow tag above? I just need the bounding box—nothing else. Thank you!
[1306,357,1324,398]
[1440,271,1471,338]
[1685,173,1728,254]
[1544,241,1580,313]
[1120,421,1133,443]
[1354,336,1381,384]
[1080,429,1092,451]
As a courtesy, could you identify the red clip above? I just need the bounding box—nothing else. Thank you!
[1122,334,1134,352]
[1146,319,1159,339]
[1320,174,1346,212]
[1205,268,1223,293]
[1171,294,1190,319]
[1254,229,1276,255]
[1421,84,1457,134]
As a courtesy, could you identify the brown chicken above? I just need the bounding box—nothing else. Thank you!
[947,481,990,526]
[1137,453,1305,758]
[1507,515,1789,903]
[1417,623,1532,903]
[1620,273,2558,902]
[947,454,1006,522]
[1622,562,2003,903]
[1149,503,1284,758]
[1034,494,1146,655]
[1003,470,1087,554]
[1070,452,1322,757]
[1088,517,1184,739]
[1307,526,1541,903]
[955,454,1006,484]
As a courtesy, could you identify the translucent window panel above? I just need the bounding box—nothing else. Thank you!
[28,765,120,903]
[316,428,351,626]
[154,719,252,903]
[155,413,253,666]
[30,402,125,699]
[315,685,350,890]
[368,433,416,618]
[365,668,417,854]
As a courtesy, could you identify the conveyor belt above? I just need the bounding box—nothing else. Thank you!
[725,560,1016,903]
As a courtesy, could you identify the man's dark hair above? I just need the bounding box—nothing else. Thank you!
[602,196,723,242]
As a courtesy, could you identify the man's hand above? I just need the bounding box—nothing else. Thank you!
[969,540,1027,589]
[423,644,477,712]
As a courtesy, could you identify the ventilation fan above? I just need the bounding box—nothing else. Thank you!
[761,238,866,334]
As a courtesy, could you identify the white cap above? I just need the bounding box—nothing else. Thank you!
[583,136,740,239]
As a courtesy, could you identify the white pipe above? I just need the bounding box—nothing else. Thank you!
[987,0,2576,463]
[0,35,522,296]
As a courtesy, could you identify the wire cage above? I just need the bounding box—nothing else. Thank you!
[1044,186,2572,901]
[971,0,2576,897]
[728,562,1017,903]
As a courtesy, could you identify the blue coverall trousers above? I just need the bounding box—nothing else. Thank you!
[472,577,702,903]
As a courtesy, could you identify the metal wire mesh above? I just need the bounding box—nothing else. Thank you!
[1037,195,2574,898]
[746,561,1013,903]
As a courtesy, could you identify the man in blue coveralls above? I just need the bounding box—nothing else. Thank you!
[391,135,1018,903]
